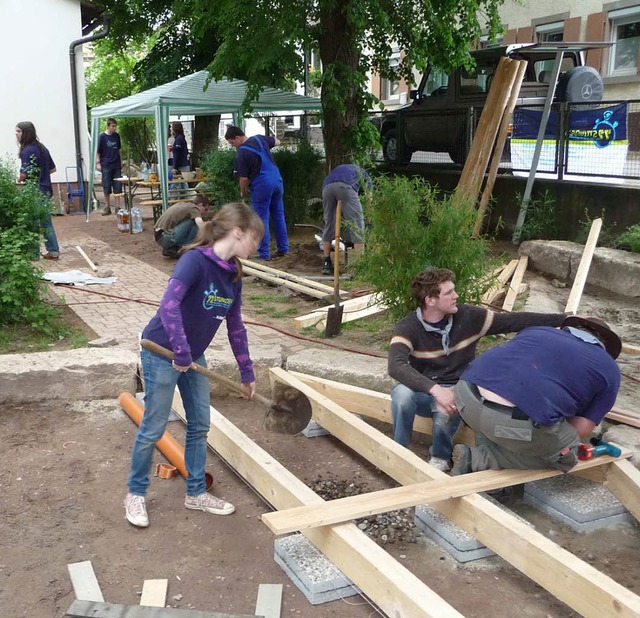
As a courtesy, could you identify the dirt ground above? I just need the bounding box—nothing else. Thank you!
[3,204,639,617]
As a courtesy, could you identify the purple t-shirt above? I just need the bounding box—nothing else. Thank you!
[142,246,255,383]
[97,131,121,168]
[234,135,277,181]
[462,327,620,426]
[20,143,56,196]
[323,164,372,192]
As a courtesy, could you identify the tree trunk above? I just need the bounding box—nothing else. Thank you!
[192,115,221,167]
[318,1,360,171]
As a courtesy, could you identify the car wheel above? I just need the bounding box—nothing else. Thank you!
[382,128,412,164]
[556,66,604,103]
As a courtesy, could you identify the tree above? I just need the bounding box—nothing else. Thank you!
[198,0,504,167]
[99,0,504,166]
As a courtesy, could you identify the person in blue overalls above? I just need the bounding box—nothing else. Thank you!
[225,126,289,261]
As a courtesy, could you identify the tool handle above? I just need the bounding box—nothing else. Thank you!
[140,339,269,406]
[334,200,341,306]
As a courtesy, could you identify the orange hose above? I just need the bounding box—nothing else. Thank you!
[118,392,213,490]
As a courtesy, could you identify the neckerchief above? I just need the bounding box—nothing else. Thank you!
[416,308,454,355]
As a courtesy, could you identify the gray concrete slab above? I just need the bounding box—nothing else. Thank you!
[415,495,533,563]
[519,240,640,297]
[274,535,360,605]
[0,347,138,403]
[523,475,634,532]
[285,348,392,393]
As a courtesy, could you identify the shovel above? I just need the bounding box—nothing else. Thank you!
[324,200,344,338]
[140,339,312,435]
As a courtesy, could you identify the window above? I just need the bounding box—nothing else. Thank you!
[425,68,448,96]
[609,7,640,76]
[536,21,564,43]
[382,47,402,100]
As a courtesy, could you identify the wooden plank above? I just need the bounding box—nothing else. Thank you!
[76,246,98,272]
[622,343,640,355]
[314,299,387,330]
[269,367,640,617]
[170,393,463,618]
[606,408,640,429]
[605,459,640,522]
[254,584,282,618]
[474,59,528,236]
[240,259,337,295]
[66,598,254,617]
[262,453,629,535]
[140,579,168,608]
[502,255,528,312]
[564,217,602,314]
[67,561,104,602]
[287,371,476,445]
[241,265,333,300]
[481,259,518,305]
[292,293,383,330]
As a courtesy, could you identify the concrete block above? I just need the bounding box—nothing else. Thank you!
[301,420,331,438]
[285,348,392,393]
[524,475,634,532]
[274,535,361,605]
[415,495,533,563]
[205,342,283,397]
[0,347,138,404]
[519,240,640,297]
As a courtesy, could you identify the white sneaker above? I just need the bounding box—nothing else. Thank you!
[185,493,235,516]
[124,493,149,527]
[429,457,451,472]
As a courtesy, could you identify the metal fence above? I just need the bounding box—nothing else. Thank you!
[248,103,640,184]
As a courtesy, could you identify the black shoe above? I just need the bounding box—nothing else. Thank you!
[162,248,178,258]
[274,250,290,258]
[322,258,333,275]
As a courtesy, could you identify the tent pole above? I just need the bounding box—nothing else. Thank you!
[86,117,100,222]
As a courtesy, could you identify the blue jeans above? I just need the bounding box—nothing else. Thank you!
[42,211,60,256]
[390,383,461,460]
[158,219,198,252]
[128,348,211,496]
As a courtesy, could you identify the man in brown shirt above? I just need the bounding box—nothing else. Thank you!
[154,194,210,257]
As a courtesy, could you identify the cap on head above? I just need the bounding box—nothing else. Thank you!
[561,316,622,359]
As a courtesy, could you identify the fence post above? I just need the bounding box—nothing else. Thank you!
[557,102,569,181]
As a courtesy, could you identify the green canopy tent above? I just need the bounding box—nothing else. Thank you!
[87,72,322,217]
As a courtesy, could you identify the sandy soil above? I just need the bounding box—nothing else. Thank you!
[4,205,638,617]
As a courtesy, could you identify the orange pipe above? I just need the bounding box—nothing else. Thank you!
[119,392,213,490]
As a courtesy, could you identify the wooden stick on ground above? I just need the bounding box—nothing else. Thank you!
[481,258,518,305]
[76,246,98,272]
[502,255,528,312]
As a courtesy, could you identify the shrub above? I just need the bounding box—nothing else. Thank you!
[355,175,494,322]
[0,159,62,335]
[575,209,618,247]
[518,190,560,241]
[201,139,323,229]
[616,223,640,253]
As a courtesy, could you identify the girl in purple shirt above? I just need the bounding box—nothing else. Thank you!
[125,202,264,528]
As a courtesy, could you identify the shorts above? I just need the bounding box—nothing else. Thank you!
[101,166,122,195]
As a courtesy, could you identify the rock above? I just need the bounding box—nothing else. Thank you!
[87,337,118,348]
[551,278,567,288]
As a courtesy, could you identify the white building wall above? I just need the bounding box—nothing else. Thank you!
[0,0,90,193]
[499,0,603,32]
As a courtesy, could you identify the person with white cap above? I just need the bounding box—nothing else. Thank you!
[450,316,622,475]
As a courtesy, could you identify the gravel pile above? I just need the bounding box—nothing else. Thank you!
[309,474,418,544]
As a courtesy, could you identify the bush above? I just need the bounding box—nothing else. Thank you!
[355,175,494,322]
[200,148,238,209]
[518,190,560,241]
[616,223,640,253]
[575,209,618,247]
[201,139,324,229]
[0,159,62,335]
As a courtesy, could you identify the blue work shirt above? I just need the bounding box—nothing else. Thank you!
[323,163,372,192]
[97,131,122,168]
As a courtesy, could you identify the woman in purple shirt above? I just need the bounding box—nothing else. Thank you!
[125,202,264,528]
[16,121,60,259]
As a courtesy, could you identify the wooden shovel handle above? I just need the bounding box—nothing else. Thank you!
[140,339,270,407]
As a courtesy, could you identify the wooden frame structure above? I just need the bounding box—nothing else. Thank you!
[169,367,640,617]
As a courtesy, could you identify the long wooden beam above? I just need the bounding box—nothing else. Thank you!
[242,265,334,300]
[262,452,630,535]
[605,459,640,521]
[169,392,463,617]
[287,371,476,445]
[502,255,528,312]
[269,367,640,617]
[564,217,602,314]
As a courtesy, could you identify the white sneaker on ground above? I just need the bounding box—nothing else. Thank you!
[124,493,149,527]
[185,493,235,515]
[429,456,451,472]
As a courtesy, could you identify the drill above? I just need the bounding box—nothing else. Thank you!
[577,438,622,460]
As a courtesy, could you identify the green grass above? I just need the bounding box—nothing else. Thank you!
[0,324,89,354]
